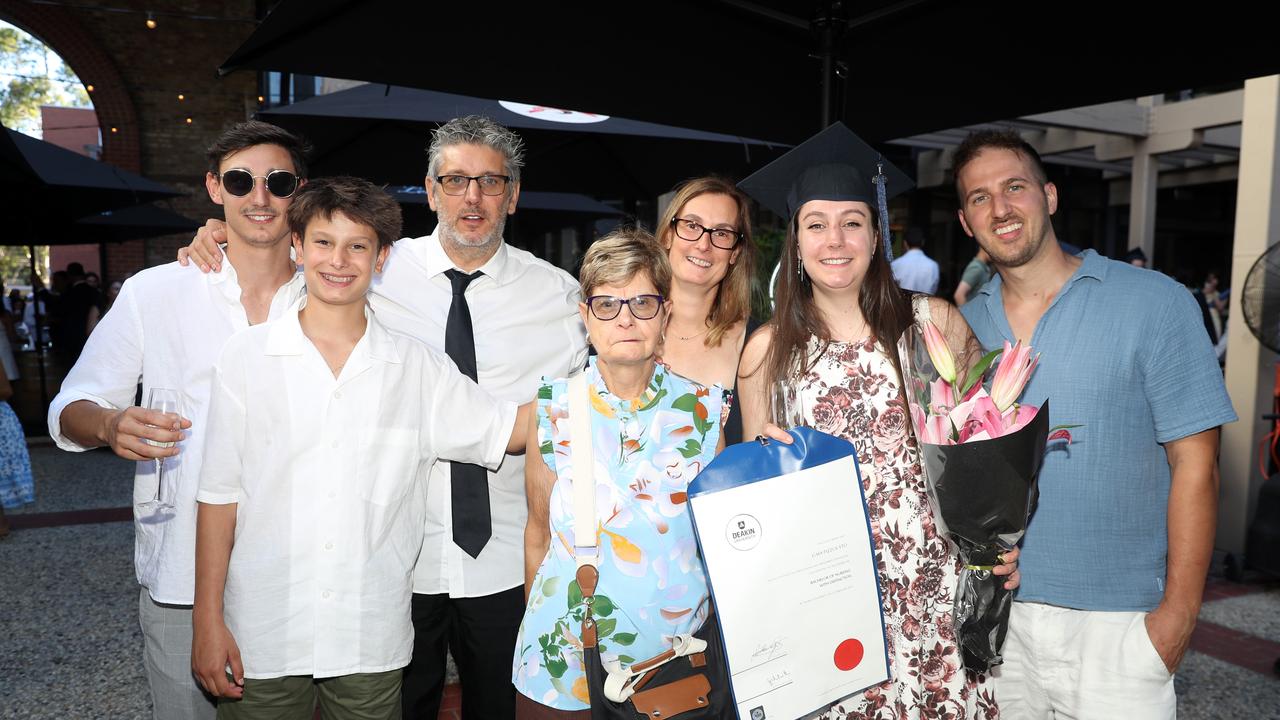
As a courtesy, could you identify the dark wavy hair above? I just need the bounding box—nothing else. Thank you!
[206,120,312,177]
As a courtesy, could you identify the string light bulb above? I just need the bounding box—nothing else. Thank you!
[85,84,95,93]
[110,127,118,133]
[145,12,157,29]
[185,117,193,125]
[177,93,185,101]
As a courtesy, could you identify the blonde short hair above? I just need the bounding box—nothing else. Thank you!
[578,227,672,301]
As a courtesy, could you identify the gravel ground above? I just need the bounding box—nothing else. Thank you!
[1,445,1273,719]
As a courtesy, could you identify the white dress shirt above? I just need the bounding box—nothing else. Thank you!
[891,248,941,294]
[47,260,305,604]
[197,304,517,679]
[369,231,588,597]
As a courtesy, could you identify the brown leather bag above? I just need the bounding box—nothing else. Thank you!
[577,564,732,720]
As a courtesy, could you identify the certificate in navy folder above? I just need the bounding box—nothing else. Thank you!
[688,427,890,719]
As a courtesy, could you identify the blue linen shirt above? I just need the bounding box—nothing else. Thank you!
[961,250,1236,611]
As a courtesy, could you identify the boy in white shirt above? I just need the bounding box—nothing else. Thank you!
[192,176,529,719]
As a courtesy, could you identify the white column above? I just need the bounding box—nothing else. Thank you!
[1127,149,1158,261]
[1127,96,1162,262]
[1219,75,1280,555]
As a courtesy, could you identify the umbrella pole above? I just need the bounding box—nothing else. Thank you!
[813,1,848,128]
[27,245,49,414]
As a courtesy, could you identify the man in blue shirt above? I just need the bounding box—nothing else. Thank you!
[954,130,1235,718]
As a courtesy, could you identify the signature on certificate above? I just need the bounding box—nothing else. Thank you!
[766,669,793,689]
[751,638,786,661]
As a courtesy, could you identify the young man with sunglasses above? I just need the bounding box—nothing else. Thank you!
[179,115,588,720]
[48,120,310,720]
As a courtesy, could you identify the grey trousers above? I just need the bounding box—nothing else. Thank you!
[139,587,217,720]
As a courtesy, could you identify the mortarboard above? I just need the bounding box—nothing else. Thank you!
[738,122,913,261]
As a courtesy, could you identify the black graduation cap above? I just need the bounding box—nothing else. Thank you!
[738,122,914,260]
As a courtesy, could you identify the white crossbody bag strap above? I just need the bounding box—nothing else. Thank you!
[568,373,598,570]
[566,374,706,703]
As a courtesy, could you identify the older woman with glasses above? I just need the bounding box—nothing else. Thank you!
[513,228,731,719]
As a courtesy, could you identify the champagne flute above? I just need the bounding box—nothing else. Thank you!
[137,388,181,514]
[770,380,808,430]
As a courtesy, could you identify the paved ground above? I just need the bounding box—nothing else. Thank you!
[2,444,1277,719]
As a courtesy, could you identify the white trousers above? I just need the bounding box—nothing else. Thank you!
[993,601,1176,719]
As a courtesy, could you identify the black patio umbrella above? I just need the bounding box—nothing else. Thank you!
[2,126,187,411]
[220,0,1280,144]
[259,83,787,201]
[72,204,201,243]
[390,185,623,216]
[1,203,199,413]
[388,186,623,256]
[2,127,182,220]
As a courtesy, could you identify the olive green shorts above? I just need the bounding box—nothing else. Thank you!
[216,668,402,720]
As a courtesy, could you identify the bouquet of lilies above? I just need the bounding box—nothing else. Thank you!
[911,322,1069,446]
[898,320,1069,672]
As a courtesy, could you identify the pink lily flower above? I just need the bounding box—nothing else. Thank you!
[1004,403,1039,434]
[929,378,955,416]
[990,340,1039,412]
[974,396,1009,439]
[947,386,987,427]
[921,321,957,384]
[912,402,953,444]
[927,414,953,445]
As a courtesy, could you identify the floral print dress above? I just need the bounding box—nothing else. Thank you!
[513,358,725,712]
[801,337,996,720]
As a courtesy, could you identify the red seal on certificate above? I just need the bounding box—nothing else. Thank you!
[833,638,864,671]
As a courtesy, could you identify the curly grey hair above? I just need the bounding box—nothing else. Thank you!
[426,115,526,186]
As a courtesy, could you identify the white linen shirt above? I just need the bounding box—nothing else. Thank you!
[891,248,941,294]
[369,231,588,597]
[47,260,305,604]
[196,304,517,679]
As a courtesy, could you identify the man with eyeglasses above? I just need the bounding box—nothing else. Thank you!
[179,115,588,720]
[47,120,311,720]
[376,114,587,720]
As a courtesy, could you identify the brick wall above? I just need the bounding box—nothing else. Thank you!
[1,0,260,279]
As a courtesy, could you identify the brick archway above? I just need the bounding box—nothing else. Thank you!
[1,0,140,171]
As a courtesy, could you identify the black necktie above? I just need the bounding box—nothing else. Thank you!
[445,269,491,558]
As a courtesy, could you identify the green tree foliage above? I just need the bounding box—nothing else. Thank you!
[0,246,48,288]
[751,225,785,322]
[1,23,88,290]
[1,23,91,134]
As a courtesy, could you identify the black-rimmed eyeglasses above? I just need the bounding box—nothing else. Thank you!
[585,294,665,321]
[671,217,742,250]
[219,169,300,199]
[435,174,512,196]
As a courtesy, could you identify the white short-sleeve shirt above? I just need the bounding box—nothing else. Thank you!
[197,304,517,679]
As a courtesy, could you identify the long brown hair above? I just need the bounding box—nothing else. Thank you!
[763,204,913,387]
[656,177,756,348]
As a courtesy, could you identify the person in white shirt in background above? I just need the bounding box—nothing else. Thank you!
[192,176,531,720]
[890,226,940,294]
[180,115,588,720]
[48,121,311,720]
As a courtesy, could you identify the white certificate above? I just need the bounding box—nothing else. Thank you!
[689,432,889,720]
